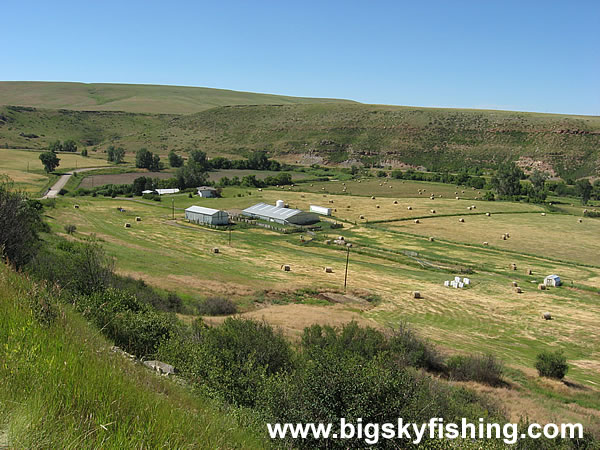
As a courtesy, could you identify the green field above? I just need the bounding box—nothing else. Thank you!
[0,148,111,193]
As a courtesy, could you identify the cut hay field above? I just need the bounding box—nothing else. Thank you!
[45,188,600,389]
[296,177,486,198]
[0,148,111,192]
[79,171,173,188]
[381,212,600,266]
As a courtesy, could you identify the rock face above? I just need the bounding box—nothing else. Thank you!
[143,360,176,376]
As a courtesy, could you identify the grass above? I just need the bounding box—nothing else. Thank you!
[0,81,354,114]
[0,148,111,193]
[2,98,600,177]
[0,264,267,448]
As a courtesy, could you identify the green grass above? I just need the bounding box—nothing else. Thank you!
[0,81,355,114]
[2,98,599,177]
[0,264,267,448]
[0,148,111,193]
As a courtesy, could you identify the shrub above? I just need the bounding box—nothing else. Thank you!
[387,322,443,371]
[64,224,77,234]
[196,297,237,315]
[446,354,504,386]
[535,350,568,379]
[157,318,293,407]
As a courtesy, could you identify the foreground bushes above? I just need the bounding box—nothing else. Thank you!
[446,354,504,386]
[196,296,238,315]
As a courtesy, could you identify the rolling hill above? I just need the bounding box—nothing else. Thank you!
[0,81,356,114]
[0,82,598,177]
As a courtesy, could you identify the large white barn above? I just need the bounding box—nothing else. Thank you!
[242,202,319,225]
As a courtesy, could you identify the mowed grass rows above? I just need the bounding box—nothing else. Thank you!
[46,190,600,389]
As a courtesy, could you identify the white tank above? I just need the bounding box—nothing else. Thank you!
[276,200,285,208]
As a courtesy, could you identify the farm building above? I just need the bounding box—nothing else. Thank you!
[197,186,218,198]
[544,274,561,287]
[242,202,319,225]
[310,205,332,216]
[185,206,229,225]
[142,188,180,195]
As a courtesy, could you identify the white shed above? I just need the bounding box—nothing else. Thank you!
[185,206,229,225]
[544,274,561,287]
[310,205,333,216]
[197,186,217,198]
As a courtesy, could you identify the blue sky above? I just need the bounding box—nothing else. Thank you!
[3,0,599,115]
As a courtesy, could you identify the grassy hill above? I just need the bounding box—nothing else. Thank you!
[2,102,599,177]
[0,81,355,114]
[0,263,267,448]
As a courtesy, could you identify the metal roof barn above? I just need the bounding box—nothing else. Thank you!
[185,206,229,225]
[242,203,319,225]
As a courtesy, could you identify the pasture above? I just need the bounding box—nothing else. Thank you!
[0,148,110,193]
[45,187,600,394]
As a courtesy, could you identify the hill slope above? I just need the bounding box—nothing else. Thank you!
[0,264,266,448]
[1,103,599,176]
[0,81,355,114]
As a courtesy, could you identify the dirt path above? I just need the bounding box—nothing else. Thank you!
[41,167,104,199]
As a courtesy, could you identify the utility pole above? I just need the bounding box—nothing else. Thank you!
[171,198,175,220]
[228,225,232,246]
[344,244,352,291]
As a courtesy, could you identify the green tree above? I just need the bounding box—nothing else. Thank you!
[189,149,208,169]
[168,151,184,168]
[247,150,270,170]
[150,154,161,172]
[48,140,63,152]
[575,179,592,205]
[491,162,523,198]
[135,148,154,169]
[81,148,88,157]
[175,160,207,188]
[107,146,125,164]
[39,152,60,173]
[62,139,78,152]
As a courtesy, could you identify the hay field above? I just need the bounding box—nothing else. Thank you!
[0,148,110,192]
[46,193,600,391]
[381,212,600,266]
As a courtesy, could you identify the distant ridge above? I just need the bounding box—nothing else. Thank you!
[0,81,356,114]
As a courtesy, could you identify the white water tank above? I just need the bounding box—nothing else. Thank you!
[276,200,285,208]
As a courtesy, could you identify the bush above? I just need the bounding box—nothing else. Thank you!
[157,318,293,407]
[535,350,568,380]
[446,354,504,386]
[196,297,237,315]
[64,224,77,234]
[387,322,443,371]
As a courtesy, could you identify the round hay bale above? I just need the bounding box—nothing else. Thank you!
[542,312,552,320]
[456,196,460,200]
[282,264,291,272]
[413,291,421,299]
[389,185,393,189]
[471,205,476,209]
[486,212,491,216]
[321,187,325,190]
[514,287,522,293]
[329,199,334,203]
[74,204,79,209]
[325,239,332,245]
[538,283,546,290]
[578,218,583,223]
[136,217,141,221]
[428,237,434,242]
[512,281,518,287]
[467,206,472,210]
[359,215,365,219]
[338,236,344,241]
[212,247,220,254]
[325,267,333,273]
[346,205,351,208]
[502,234,507,240]
[414,219,420,224]
[527,269,533,275]
[124,223,131,228]
[407,206,412,210]
[346,243,352,248]
[541,212,546,216]
[393,200,398,204]
[430,209,436,213]
[510,263,517,270]
[483,241,489,246]
[376,205,380,208]
[505,233,510,238]
[371,196,375,200]
[458,218,465,223]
